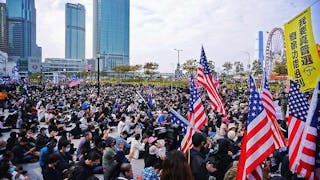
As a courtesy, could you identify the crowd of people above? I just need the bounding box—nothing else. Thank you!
[0,80,293,180]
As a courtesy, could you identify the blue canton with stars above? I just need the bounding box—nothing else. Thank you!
[188,75,201,113]
[248,76,265,124]
[313,80,320,169]
[263,72,270,90]
[169,110,188,134]
[199,46,212,75]
[288,80,309,122]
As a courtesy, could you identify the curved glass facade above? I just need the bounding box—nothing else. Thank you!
[65,3,85,59]
[93,0,129,71]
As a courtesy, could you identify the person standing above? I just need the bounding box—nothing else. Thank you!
[189,133,216,180]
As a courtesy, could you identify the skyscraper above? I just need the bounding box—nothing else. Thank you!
[93,0,130,71]
[7,0,37,59]
[65,3,85,59]
[0,3,8,53]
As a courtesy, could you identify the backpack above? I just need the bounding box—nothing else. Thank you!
[66,162,82,180]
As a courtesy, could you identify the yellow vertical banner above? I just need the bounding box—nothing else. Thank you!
[285,7,320,92]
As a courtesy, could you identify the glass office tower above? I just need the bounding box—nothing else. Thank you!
[93,0,129,71]
[65,3,85,59]
[7,0,37,59]
[0,3,8,53]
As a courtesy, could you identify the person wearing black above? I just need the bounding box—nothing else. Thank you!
[70,151,101,180]
[36,127,49,151]
[12,137,37,164]
[56,141,73,172]
[189,133,216,180]
[42,153,63,180]
[6,132,17,151]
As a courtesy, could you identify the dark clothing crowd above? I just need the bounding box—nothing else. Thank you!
[0,81,292,180]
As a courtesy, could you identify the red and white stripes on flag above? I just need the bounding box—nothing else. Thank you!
[287,80,310,173]
[237,131,263,180]
[295,78,320,179]
[181,75,207,153]
[237,76,275,180]
[261,74,286,149]
[197,47,226,115]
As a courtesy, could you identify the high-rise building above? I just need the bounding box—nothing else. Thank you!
[93,0,129,71]
[0,3,8,53]
[65,3,85,59]
[7,0,38,59]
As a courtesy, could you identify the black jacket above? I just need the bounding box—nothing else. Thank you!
[189,148,209,180]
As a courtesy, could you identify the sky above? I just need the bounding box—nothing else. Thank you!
[8,0,319,73]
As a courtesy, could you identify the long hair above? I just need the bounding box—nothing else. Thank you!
[161,150,194,180]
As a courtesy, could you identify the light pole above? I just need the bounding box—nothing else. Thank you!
[174,49,183,78]
[97,53,100,97]
[242,51,251,72]
[174,49,183,64]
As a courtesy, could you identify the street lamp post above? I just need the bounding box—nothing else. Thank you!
[174,49,183,64]
[174,49,183,78]
[97,53,100,97]
[242,51,251,72]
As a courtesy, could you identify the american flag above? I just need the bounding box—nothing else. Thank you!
[197,47,226,115]
[288,80,310,173]
[180,75,208,153]
[69,74,80,87]
[238,75,275,180]
[147,88,153,107]
[169,108,190,134]
[188,75,207,129]
[295,78,320,179]
[261,73,286,149]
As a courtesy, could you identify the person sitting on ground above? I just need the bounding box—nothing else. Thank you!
[117,163,133,180]
[39,138,58,170]
[12,137,38,164]
[71,151,101,180]
[6,132,18,151]
[115,131,130,154]
[42,153,63,180]
[76,131,92,159]
[36,127,49,151]
[56,141,73,172]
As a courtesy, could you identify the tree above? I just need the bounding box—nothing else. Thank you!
[130,65,142,72]
[112,65,132,73]
[182,59,197,75]
[273,60,287,75]
[143,62,159,76]
[251,60,263,75]
[222,61,233,74]
[234,61,244,75]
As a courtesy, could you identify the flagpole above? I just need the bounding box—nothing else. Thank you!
[136,91,151,110]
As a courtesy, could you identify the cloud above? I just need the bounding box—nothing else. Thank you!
[36,0,314,72]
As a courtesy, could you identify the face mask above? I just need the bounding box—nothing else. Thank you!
[54,146,58,152]
[46,130,50,136]
[65,147,70,152]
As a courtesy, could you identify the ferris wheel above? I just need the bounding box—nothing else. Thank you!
[265,28,286,77]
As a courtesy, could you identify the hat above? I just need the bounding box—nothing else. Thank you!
[141,167,159,180]
[227,130,236,140]
[148,136,157,144]
[149,145,158,155]
[228,123,236,130]
[81,102,90,110]
[105,137,116,146]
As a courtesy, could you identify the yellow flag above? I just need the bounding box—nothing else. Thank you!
[285,7,320,92]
